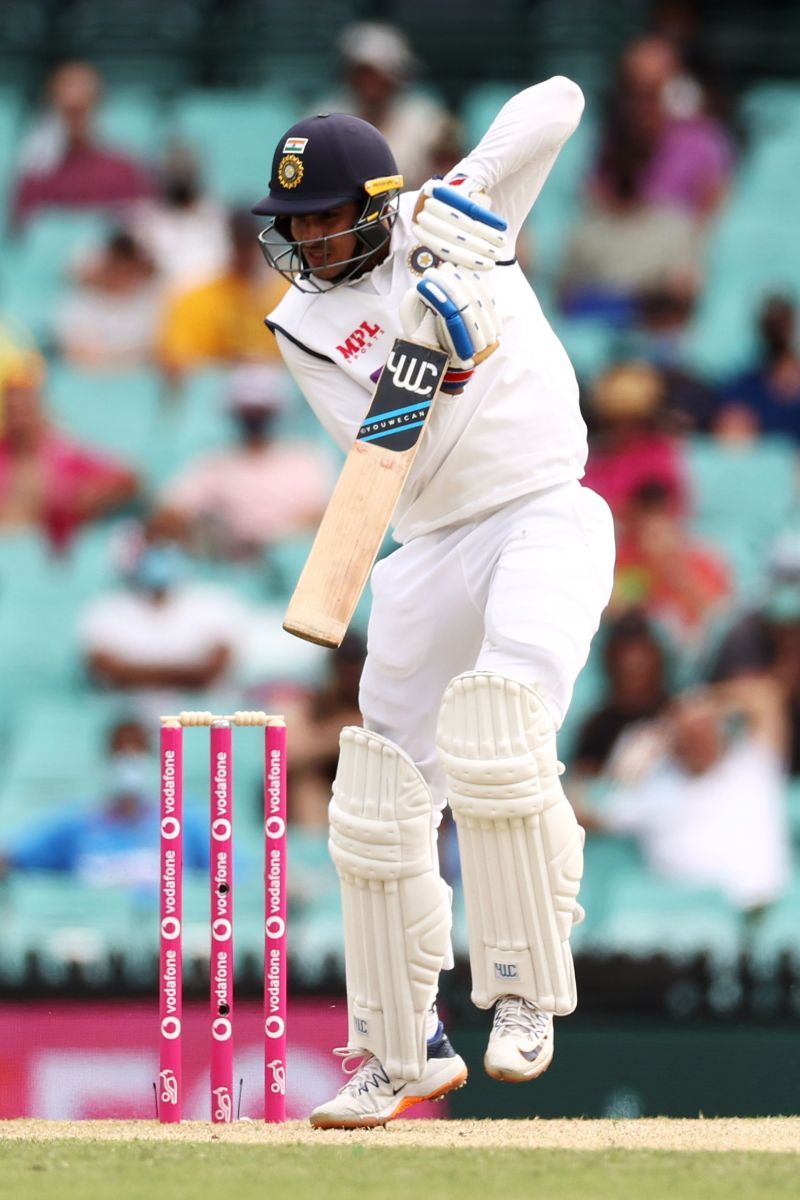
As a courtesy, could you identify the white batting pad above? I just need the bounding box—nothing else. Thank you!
[329,727,452,1081]
[436,672,583,1014]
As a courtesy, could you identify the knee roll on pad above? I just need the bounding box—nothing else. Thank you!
[329,727,452,1081]
[436,672,583,1014]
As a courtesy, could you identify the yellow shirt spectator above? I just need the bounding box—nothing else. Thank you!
[157,208,288,373]
[159,270,288,369]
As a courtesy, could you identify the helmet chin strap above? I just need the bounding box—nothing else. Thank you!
[344,223,393,281]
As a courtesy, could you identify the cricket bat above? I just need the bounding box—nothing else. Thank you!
[283,333,449,647]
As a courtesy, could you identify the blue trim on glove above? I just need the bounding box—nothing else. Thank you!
[416,278,474,362]
[432,185,508,232]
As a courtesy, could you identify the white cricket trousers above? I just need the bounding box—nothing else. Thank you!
[360,481,615,807]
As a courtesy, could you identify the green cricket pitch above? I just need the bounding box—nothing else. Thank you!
[1,1119,798,1200]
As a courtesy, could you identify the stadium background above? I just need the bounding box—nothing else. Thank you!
[1,0,799,1121]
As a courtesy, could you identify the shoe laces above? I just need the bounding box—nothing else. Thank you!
[332,1046,390,1096]
[493,997,551,1040]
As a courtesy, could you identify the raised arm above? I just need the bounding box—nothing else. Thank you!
[445,76,585,243]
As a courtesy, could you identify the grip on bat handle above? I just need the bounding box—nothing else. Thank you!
[416,310,447,355]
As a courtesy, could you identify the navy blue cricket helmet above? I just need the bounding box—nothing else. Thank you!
[252,113,403,292]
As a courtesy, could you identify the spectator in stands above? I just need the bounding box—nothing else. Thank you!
[582,362,688,522]
[54,229,161,367]
[10,62,152,230]
[0,718,208,889]
[128,143,231,293]
[571,610,672,779]
[610,479,731,651]
[710,530,800,776]
[78,508,247,691]
[160,364,330,561]
[560,34,732,321]
[418,113,465,182]
[583,678,791,913]
[315,22,453,190]
[559,202,700,323]
[0,349,139,551]
[626,284,720,432]
[714,295,800,443]
[281,632,365,828]
[157,209,287,380]
[590,34,733,219]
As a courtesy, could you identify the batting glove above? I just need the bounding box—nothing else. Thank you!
[400,263,500,394]
[412,179,508,272]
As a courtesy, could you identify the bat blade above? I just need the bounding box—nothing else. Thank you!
[283,337,449,647]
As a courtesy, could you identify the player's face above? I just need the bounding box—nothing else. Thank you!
[290,202,361,279]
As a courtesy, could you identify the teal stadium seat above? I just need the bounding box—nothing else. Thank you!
[169,89,300,206]
[4,873,139,985]
[686,84,800,378]
[739,82,800,140]
[0,695,131,826]
[746,878,800,977]
[735,82,800,215]
[685,435,798,600]
[461,83,517,148]
[786,780,800,844]
[450,880,469,959]
[146,368,234,489]
[283,826,342,985]
[287,825,339,910]
[591,863,744,963]
[0,528,52,595]
[0,88,23,226]
[548,315,620,381]
[0,542,99,721]
[573,834,643,954]
[47,362,162,470]
[2,210,112,346]
[686,214,800,378]
[290,891,344,986]
[97,88,167,160]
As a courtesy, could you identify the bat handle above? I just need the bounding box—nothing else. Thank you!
[417,310,446,355]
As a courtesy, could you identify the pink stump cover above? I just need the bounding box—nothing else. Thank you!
[158,724,183,1122]
[210,722,234,1122]
[264,723,287,1122]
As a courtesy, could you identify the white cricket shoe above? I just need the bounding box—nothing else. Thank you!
[309,1027,468,1130]
[484,996,554,1082]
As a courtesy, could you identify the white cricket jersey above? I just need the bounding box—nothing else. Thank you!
[266,76,589,544]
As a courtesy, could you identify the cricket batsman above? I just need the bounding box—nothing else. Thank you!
[252,75,615,1128]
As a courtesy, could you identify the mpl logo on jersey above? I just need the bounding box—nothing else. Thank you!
[336,320,383,361]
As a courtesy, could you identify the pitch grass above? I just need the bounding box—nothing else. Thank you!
[0,1142,797,1200]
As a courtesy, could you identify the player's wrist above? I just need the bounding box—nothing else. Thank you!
[440,364,475,395]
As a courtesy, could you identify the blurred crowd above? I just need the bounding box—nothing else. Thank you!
[2,11,800,979]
